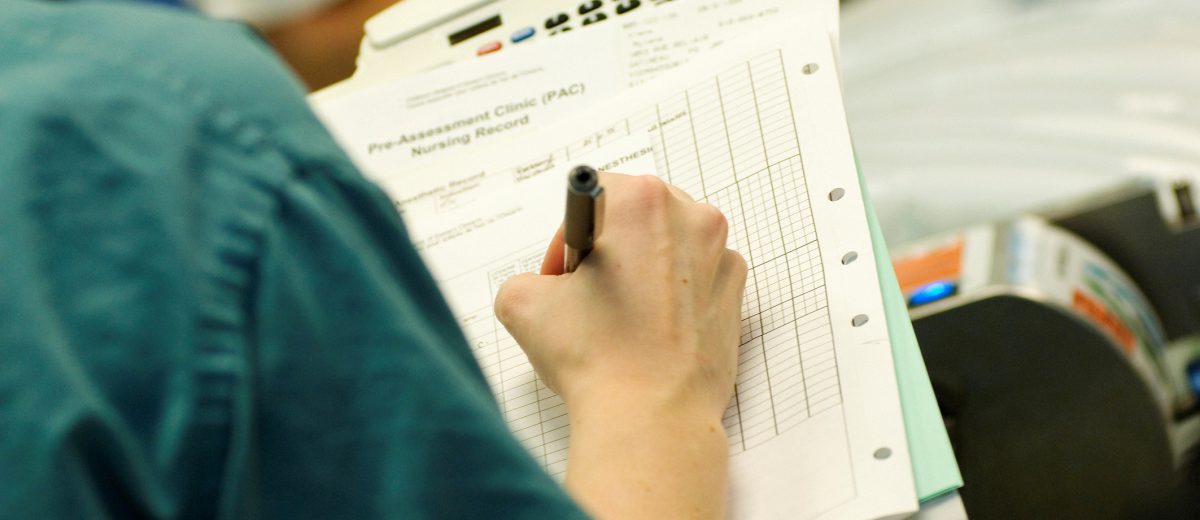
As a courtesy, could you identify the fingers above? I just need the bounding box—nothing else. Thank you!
[713,249,749,353]
[595,173,732,268]
[691,203,730,251]
[598,174,698,235]
[598,172,697,203]
[495,272,563,341]
[539,175,692,278]
[541,225,566,276]
[722,249,749,293]
[712,248,748,306]
[665,183,695,203]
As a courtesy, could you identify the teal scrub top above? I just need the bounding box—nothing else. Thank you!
[0,1,589,518]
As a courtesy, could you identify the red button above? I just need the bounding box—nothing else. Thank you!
[476,41,502,56]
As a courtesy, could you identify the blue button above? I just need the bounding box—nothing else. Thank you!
[907,281,958,307]
[511,26,536,43]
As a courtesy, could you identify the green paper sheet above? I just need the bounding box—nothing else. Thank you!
[858,165,964,501]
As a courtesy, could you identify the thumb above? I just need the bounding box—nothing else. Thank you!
[494,272,565,342]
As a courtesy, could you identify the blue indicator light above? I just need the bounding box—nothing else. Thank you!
[908,281,958,307]
[1188,360,1200,399]
[511,27,536,43]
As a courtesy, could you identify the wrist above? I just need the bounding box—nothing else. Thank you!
[564,381,731,520]
[563,370,730,426]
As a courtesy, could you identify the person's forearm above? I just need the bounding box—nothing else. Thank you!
[564,387,729,520]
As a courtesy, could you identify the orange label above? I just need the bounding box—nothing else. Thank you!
[1072,289,1136,353]
[893,238,965,296]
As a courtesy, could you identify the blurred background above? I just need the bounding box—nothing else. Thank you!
[840,0,1198,245]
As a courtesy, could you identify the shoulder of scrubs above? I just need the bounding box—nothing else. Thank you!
[0,2,589,519]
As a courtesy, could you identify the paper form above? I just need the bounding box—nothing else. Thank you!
[616,0,836,87]
[399,131,656,298]
[371,21,917,519]
[311,32,626,180]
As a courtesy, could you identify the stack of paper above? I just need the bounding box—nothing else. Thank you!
[312,1,962,517]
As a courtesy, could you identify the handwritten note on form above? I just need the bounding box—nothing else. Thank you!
[323,17,918,520]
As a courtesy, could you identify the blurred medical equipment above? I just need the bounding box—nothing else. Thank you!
[893,180,1200,518]
[355,0,677,73]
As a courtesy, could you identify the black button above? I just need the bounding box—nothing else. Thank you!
[550,26,573,36]
[544,13,569,29]
[582,12,608,26]
[616,0,642,15]
[578,0,602,15]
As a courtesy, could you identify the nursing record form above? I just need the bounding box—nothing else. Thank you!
[321,17,918,520]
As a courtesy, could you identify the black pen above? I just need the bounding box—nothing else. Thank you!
[563,165,605,273]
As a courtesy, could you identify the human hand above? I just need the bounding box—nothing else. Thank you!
[494,172,747,422]
[494,173,747,519]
